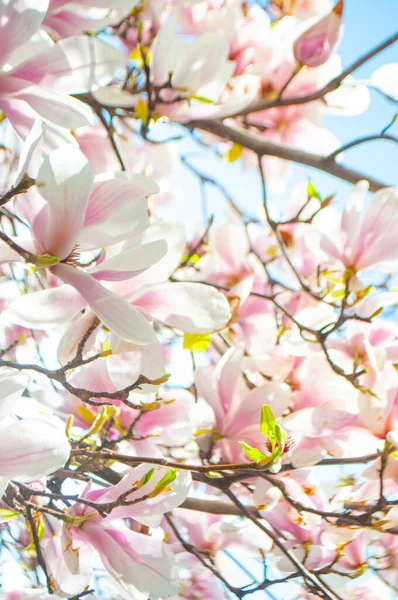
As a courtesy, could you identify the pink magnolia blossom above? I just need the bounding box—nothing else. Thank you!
[0,1,124,141]
[9,217,231,345]
[3,144,170,344]
[0,369,70,496]
[313,182,398,272]
[45,465,191,597]
[195,347,291,462]
[150,16,234,102]
[321,527,367,575]
[293,0,344,67]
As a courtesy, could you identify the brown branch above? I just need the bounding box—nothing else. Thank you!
[0,174,36,208]
[186,120,388,192]
[327,133,398,161]
[0,358,159,411]
[25,506,52,594]
[0,230,38,263]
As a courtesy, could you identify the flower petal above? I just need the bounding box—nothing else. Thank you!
[12,36,124,94]
[134,282,231,333]
[80,173,158,250]
[83,524,178,599]
[89,240,168,281]
[9,284,86,329]
[0,76,94,129]
[35,145,94,258]
[0,0,49,66]
[53,264,157,345]
[0,370,29,421]
[0,420,70,480]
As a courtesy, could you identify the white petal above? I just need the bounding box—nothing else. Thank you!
[0,0,50,66]
[135,282,231,333]
[0,420,70,480]
[92,86,139,107]
[89,240,168,281]
[14,36,124,94]
[53,264,157,345]
[9,285,86,329]
[371,63,398,100]
[35,145,93,258]
[0,370,29,420]
[80,173,157,250]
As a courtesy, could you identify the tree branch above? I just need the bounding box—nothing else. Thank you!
[186,120,388,191]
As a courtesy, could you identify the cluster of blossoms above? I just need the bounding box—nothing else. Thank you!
[0,0,397,599]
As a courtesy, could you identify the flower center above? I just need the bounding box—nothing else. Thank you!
[62,244,81,267]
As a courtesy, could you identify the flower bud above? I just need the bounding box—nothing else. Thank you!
[293,1,343,68]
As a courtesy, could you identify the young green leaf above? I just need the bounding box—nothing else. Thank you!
[307,180,321,201]
[0,508,19,523]
[260,405,278,444]
[137,468,155,490]
[239,441,268,463]
[148,469,177,497]
[273,424,285,460]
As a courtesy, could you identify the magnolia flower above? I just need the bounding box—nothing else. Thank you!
[150,17,234,102]
[0,0,123,140]
[1,144,168,344]
[0,369,70,496]
[312,182,398,272]
[195,347,291,462]
[293,0,344,67]
[8,216,232,347]
[45,466,192,597]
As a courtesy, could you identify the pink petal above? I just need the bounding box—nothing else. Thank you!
[89,240,167,281]
[212,223,250,272]
[134,282,231,333]
[82,524,179,598]
[80,174,157,250]
[35,145,94,258]
[0,76,94,130]
[283,407,356,438]
[216,346,244,416]
[12,36,123,94]
[9,284,86,329]
[45,533,93,597]
[53,263,157,345]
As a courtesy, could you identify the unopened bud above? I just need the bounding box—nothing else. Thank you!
[293,1,343,68]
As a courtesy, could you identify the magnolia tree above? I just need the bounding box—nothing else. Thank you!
[0,0,397,599]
